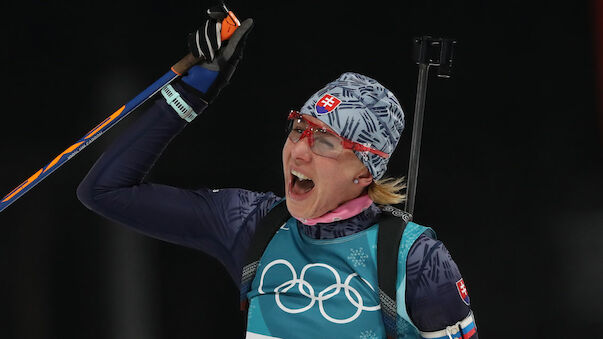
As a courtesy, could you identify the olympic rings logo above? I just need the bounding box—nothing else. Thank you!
[257,259,380,324]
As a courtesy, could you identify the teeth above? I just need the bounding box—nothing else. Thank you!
[291,169,312,181]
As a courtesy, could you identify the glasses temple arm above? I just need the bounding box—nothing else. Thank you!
[352,144,390,158]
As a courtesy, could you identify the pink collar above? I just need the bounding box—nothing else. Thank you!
[295,194,374,225]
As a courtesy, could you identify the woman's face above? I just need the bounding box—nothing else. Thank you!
[282,114,372,219]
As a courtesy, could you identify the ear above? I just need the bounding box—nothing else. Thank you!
[356,167,373,188]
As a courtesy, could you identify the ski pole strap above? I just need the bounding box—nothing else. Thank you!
[161,84,198,122]
[377,205,411,338]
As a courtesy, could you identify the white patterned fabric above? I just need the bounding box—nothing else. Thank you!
[299,72,405,179]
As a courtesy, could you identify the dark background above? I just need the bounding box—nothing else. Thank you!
[1,0,602,338]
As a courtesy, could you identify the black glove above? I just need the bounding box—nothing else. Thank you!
[187,6,226,62]
[181,8,254,103]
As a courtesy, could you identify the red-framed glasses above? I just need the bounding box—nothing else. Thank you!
[286,110,390,159]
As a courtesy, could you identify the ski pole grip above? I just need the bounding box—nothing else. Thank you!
[221,11,240,40]
[171,10,241,75]
[171,53,201,75]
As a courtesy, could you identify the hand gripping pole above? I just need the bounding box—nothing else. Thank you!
[404,36,457,218]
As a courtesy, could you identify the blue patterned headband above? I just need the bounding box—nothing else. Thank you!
[299,72,405,180]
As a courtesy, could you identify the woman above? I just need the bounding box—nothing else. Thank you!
[78,9,477,339]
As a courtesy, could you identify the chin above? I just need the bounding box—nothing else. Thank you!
[285,198,320,220]
[285,199,308,219]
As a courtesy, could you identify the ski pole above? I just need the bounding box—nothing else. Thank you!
[404,36,456,218]
[0,5,241,214]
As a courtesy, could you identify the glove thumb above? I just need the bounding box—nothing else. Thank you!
[220,18,254,62]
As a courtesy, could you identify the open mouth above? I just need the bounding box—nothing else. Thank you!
[290,169,315,198]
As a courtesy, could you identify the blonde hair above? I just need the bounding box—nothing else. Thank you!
[367,176,406,205]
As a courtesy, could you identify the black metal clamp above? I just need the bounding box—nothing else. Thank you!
[404,36,457,218]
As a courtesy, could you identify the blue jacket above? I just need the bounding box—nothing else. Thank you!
[77,81,477,338]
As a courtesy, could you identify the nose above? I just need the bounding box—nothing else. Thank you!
[289,133,313,163]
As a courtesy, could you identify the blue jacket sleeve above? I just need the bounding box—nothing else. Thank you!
[405,235,478,338]
[77,81,281,284]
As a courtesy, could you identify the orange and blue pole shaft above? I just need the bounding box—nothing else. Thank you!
[0,7,240,213]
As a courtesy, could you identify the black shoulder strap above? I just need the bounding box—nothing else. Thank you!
[377,205,411,339]
[240,199,290,309]
[244,199,291,267]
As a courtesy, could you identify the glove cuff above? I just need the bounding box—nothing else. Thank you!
[181,64,220,94]
[162,80,210,121]
[161,84,198,122]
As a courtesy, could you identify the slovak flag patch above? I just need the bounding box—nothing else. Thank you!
[315,94,342,114]
[456,278,471,306]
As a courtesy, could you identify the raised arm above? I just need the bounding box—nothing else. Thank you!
[77,14,278,283]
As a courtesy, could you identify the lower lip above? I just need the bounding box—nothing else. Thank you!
[288,178,314,201]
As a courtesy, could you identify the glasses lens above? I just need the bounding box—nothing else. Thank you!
[287,118,307,143]
[286,114,344,158]
[312,130,343,158]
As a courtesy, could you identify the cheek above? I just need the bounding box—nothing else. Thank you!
[282,140,291,163]
[315,161,350,192]
[316,155,364,190]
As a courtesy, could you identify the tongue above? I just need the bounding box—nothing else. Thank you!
[293,179,315,195]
